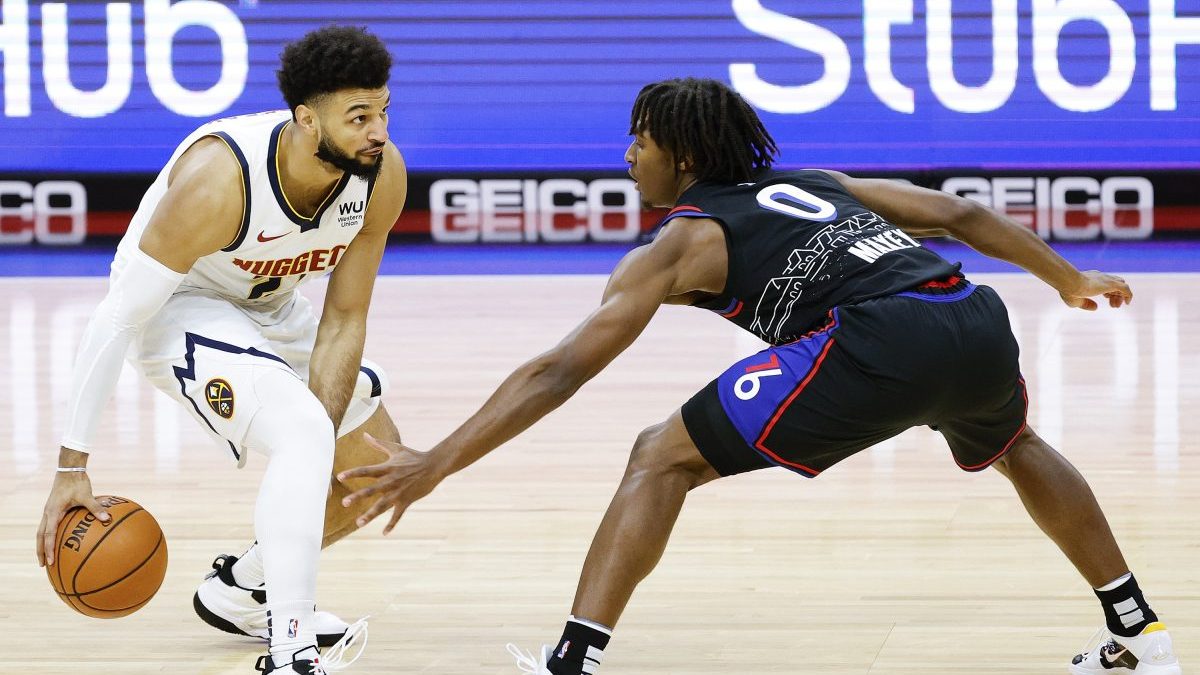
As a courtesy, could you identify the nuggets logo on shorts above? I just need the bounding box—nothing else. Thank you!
[205,378,235,419]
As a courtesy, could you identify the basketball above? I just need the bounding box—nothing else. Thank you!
[46,496,168,618]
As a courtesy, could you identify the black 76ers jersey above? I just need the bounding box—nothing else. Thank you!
[659,170,959,345]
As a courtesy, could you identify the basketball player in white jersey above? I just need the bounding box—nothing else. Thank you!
[35,26,404,674]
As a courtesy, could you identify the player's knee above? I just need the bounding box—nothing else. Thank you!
[627,421,707,485]
[245,368,335,462]
[994,426,1049,474]
[291,405,336,452]
[253,405,334,462]
[627,421,668,468]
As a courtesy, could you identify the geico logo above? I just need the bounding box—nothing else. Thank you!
[430,179,641,243]
[0,0,246,118]
[0,180,87,244]
[731,0,1198,114]
[942,176,1155,240]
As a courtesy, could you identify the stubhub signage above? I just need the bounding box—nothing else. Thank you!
[0,1,1197,172]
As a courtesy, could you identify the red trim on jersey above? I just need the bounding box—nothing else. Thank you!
[918,275,963,289]
[667,204,704,216]
[744,354,780,373]
[720,300,744,319]
[752,337,838,476]
[781,309,838,344]
[955,376,1029,471]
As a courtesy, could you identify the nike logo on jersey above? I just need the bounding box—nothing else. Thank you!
[257,231,289,243]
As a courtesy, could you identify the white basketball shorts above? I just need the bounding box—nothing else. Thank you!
[131,289,387,466]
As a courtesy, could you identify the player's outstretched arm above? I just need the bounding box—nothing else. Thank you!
[339,220,726,534]
[309,143,407,428]
[38,138,243,567]
[824,170,1132,311]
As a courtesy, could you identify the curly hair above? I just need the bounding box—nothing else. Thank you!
[277,25,392,115]
[629,78,778,184]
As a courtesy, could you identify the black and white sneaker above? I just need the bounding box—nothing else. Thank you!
[1070,623,1182,674]
[192,554,350,648]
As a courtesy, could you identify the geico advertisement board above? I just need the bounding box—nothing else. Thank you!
[0,1,1197,173]
[4,172,1192,245]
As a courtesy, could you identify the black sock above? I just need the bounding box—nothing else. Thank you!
[545,617,611,675]
[1095,573,1159,638]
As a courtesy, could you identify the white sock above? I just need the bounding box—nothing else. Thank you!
[1096,572,1133,592]
[232,542,265,588]
[268,600,318,663]
[569,614,613,636]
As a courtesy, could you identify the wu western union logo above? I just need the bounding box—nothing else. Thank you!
[338,200,366,227]
[206,378,235,419]
[232,244,347,277]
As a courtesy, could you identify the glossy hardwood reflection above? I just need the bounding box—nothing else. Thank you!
[1,273,1196,674]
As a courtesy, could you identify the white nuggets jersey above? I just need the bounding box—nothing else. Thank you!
[116,110,374,308]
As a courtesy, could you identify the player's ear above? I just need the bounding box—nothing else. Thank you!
[673,147,695,173]
[294,104,318,137]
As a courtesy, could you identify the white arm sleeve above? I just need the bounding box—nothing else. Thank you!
[60,246,186,452]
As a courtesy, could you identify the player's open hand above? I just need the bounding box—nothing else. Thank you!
[37,469,110,567]
[1059,270,1132,311]
[337,433,447,535]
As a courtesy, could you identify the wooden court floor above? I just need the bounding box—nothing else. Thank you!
[0,273,1196,674]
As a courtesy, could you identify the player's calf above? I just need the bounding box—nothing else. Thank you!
[323,404,398,546]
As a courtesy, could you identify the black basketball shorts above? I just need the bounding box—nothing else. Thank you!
[681,278,1028,477]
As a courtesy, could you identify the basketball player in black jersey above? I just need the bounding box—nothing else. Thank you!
[342,79,1181,674]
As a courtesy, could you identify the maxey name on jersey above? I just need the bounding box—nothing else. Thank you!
[844,228,921,264]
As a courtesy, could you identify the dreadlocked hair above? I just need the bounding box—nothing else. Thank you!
[277,25,392,116]
[629,78,778,184]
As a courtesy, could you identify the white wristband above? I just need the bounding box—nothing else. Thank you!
[56,466,87,473]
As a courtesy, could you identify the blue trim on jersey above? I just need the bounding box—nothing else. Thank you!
[211,131,253,253]
[360,365,382,398]
[895,283,977,303]
[715,297,740,315]
[715,309,843,478]
[171,332,291,462]
[266,120,353,232]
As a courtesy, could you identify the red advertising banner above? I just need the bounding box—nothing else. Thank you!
[2,172,1197,245]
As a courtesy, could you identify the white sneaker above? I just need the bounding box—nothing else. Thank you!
[254,620,368,674]
[192,554,350,647]
[507,644,553,674]
[1069,622,1182,674]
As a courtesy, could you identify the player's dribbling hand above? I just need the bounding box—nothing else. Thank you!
[36,467,111,567]
[337,433,447,536]
[1059,270,1133,311]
